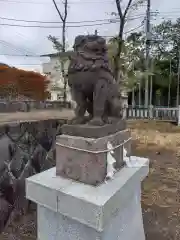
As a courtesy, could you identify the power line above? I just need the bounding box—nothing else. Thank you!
[0,53,42,57]
[7,30,48,56]
[124,24,144,35]
[0,11,180,25]
[0,40,34,56]
[0,16,146,28]
[0,0,115,4]
[0,24,144,58]
[1,11,179,27]
[0,15,145,24]
[57,23,145,38]
[0,21,133,28]
[0,22,114,28]
[0,40,37,56]
[0,38,44,57]
[155,10,180,14]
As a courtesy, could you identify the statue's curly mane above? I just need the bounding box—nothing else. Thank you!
[68,35,113,75]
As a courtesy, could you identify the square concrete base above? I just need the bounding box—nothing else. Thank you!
[26,157,149,240]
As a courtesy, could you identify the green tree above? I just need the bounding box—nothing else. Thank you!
[151,18,180,105]
[114,17,180,106]
[112,0,146,83]
[108,30,148,105]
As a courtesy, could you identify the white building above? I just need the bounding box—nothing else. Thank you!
[41,52,73,101]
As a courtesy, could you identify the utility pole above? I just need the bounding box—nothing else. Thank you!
[52,0,68,103]
[145,0,151,107]
[132,61,135,107]
[168,59,172,107]
[149,58,153,106]
[176,50,180,107]
[138,81,141,106]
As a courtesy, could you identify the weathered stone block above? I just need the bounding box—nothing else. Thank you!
[56,126,131,185]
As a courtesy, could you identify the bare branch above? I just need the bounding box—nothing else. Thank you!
[123,0,134,19]
[64,0,68,22]
[115,0,123,19]
[130,0,146,10]
[52,0,63,22]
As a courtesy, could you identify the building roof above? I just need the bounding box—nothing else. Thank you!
[40,51,73,58]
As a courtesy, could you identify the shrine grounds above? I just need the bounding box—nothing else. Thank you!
[0,120,180,240]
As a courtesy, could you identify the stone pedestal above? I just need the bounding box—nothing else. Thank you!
[56,120,131,186]
[26,157,149,240]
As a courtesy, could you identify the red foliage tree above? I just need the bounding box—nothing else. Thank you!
[0,64,50,100]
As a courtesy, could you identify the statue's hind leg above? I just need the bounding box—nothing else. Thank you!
[109,96,123,119]
[88,79,108,126]
[86,93,93,121]
[71,89,88,124]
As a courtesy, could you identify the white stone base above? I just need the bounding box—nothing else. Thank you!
[26,157,149,240]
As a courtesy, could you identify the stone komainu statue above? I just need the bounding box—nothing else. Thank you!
[68,35,122,126]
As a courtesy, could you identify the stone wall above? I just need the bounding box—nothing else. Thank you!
[0,100,72,113]
[0,119,65,233]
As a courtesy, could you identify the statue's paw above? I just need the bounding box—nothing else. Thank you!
[88,117,104,126]
[71,117,87,125]
[106,118,113,124]
[86,114,93,121]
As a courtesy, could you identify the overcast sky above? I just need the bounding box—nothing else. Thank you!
[0,0,180,72]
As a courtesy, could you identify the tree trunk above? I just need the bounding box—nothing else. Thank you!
[62,21,67,103]
[114,20,125,82]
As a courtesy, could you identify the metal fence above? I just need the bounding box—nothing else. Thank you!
[125,107,178,122]
[0,100,179,123]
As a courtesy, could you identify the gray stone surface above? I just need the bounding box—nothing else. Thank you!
[56,129,131,185]
[61,120,126,138]
[68,35,123,126]
[26,157,149,240]
[37,188,144,240]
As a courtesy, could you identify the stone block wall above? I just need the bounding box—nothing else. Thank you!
[0,119,64,232]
